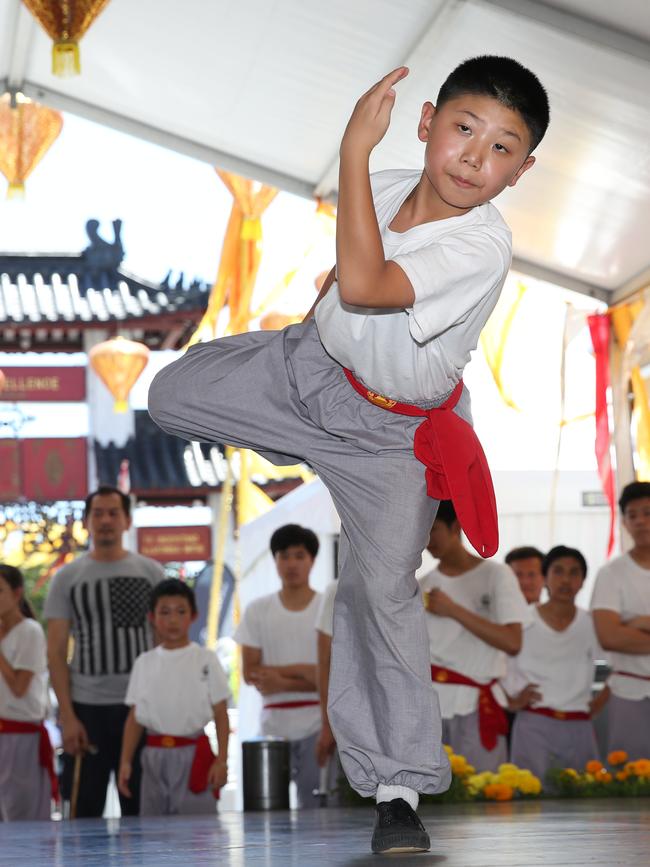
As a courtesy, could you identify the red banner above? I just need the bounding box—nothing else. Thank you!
[588,314,615,556]
[137,526,212,563]
[0,440,21,500]
[1,368,86,402]
[21,439,88,501]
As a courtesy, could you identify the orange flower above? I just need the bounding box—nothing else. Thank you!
[585,760,604,774]
[616,770,629,782]
[484,783,514,801]
[633,759,650,777]
[607,750,628,766]
[598,771,612,783]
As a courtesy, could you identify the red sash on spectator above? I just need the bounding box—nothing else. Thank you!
[263,700,321,710]
[0,718,59,800]
[524,706,590,722]
[430,666,508,751]
[145,733,220,799]
[343,369,498,558]
[613,670,650,682]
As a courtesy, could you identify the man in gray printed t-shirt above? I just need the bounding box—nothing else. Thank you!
[45,486,164,817]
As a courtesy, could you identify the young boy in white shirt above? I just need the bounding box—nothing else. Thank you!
[421,501,529,771]
[149,56,549,852]
[118,579,230,816]
[235,524,321,809]
[591,481,650,759]
[505,546,607,783]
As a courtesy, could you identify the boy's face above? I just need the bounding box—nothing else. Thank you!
[622,497,650,548]
[274,544,314,589]
[545,557,584,604]
[418,93,535,213]
[150,594,196,646]
[509,557,544,605]
[426,520,460,560]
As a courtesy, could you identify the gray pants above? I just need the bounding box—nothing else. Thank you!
[0,733,51,821]
[149,321,465,797]
[290,732,321,808]
[140,745,217,816]
[442,712,507,772]
[510,711,599,786]
[608,695,650,759]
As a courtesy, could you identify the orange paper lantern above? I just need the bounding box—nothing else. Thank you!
[0,94,63,198]
[259,312,304,331]
[0,369,5,391]
[23,0,112,77]
[88,337,149,413]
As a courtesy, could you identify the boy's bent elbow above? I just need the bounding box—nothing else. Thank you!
[148,364,182,434]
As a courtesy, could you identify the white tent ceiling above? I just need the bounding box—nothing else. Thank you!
[1,0,650,303]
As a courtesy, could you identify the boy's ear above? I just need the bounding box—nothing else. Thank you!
[418,101,436,143]
[508,154,536,188]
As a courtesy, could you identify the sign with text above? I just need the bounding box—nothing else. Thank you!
[1,367,86,402]
[137,526,212,563]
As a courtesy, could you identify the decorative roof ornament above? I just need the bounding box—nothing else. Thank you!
[22,0,112,77]
[0,92,63,198]
[88,336,149,413]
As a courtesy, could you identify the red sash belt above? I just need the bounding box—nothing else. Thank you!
[524,706,590,722]
[613,670,650,682]
[343,369,498,557]
[430,666,507,751]
[263,700,321,710]
[0,718,59,800]
[146,733,220,798]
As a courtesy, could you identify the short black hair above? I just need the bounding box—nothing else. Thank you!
[433,500,458,529]
[619,481,650,514]
[270,524,319,558]
[84,485,131,519]
[150,578,197,614]
[436,55,550,152]
[542,546,587,580]
[505,546,545,566]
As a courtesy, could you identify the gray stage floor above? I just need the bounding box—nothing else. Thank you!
[1,800,649,866]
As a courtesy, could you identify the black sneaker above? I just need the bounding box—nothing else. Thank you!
[371,798,431,854]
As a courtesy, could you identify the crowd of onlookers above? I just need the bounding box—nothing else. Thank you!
[1,480,649,821]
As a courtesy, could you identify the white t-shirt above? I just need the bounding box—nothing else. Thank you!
[590,554,650,699]
[234,591,321,741]
[420,560,530,718]
[125,642,230,736]
[316,581,337,638]
[0,619,48,722]
[502,607,601,712]
[315,169,512,403]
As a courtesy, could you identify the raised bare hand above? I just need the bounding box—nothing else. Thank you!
[341,67,409,157]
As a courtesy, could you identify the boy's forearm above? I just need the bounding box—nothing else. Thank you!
[599,623,650,654]
[336,150,387,303]
[120,710,144,766]
[214,703,229,763]
[48,652,76,719]
[450,605,522,655]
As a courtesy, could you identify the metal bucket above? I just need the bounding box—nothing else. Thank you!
[242,738,291,811]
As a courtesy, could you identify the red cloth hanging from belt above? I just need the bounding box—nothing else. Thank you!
[145,733,220,798]
[524,706,590,721]
[343,369,498,558]
[430,666,508,750]
[612,670,650,682]
[0,718,59,801]
[263,700,320,710]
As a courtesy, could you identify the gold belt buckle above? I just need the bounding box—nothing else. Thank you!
[161,735,176,748]
[553,711,566,720]
[366,390,397,409]
[435,670,449,683]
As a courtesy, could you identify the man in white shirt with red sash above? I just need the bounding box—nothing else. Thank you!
[421,501,529,770]
[592,482,650,759]
[235,525,322,808]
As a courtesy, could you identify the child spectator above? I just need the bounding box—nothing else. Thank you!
[505,546,545,605]
[118,579,229,816]
[505,546,607,783]
[0,564,57,820]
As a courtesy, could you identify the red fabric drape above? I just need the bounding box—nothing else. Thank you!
[587,314,615,556]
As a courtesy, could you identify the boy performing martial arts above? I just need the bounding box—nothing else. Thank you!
[235,525,322,808]
[118,580,230,815]
[591,482,650,759]
[421,501,529,771]
[504,546,607,784]
[149,56,549,853]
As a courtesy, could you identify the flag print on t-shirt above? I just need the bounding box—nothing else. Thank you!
[70,575,153,676]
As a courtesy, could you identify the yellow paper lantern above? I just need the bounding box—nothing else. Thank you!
[0,94,63,198]
[88,336,149,413]
[23,0,112,77]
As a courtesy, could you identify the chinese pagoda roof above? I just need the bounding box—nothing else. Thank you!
[0,219,210,351]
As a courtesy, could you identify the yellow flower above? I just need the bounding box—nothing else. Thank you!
[497,771,521,787]
[443,744,453,756]
[484,783,514,801]
[498,763,519,773]
[450,754,470,776]
[517,775,542,795]
[607,750,628,766]
[562,768,579,779]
